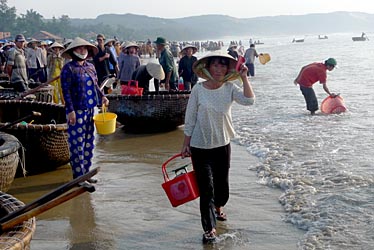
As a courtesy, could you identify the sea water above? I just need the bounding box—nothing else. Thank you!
[230,32,374,249]
[23,33,374,250]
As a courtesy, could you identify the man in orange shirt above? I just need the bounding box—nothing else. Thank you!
[294,58,337,115]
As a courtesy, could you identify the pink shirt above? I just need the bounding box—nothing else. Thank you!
[297,63,327,88]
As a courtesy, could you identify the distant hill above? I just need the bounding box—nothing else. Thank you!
[68,11,374,40]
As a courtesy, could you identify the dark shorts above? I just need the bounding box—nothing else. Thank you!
[246,63,255,76]
[300,86,318,112]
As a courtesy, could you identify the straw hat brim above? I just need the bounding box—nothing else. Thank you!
[146,62,165,80]
[61,37,98,59]
[181,45,198,54]
[26,39,40,47]
[125,42,139,49]
[104,39,116,46]
[63,39,73,47]
[192,52,238,81]
[120,41,128,48]
[227,44,238,51]
[49,42,64,50]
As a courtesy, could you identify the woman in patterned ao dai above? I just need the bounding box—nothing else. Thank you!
[60,37,109,182]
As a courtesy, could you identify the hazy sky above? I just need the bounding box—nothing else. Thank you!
[7,0,374,19]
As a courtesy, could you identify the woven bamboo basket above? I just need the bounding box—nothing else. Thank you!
[0,192,36,250]
[31,85,54,103]
[0,133,21,192]
[0,83,54,103]
[0,89,18,100]
[0,74,9,81]
[0,100,69,176]
[107,91,190,133]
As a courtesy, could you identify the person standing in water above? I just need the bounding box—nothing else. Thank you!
[294,58,337,115]
[243,44,259,77]
[181,52,255,243]
[60,37,109,182]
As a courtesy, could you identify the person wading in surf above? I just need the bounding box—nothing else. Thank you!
[181,52,255,243]
[294,58,337,115]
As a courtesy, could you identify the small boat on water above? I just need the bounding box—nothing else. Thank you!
[0,100,69,176]
[352,36,368,41]
[352,32,369,41]
[107,91,190,133]
[318,35,328,39]
[0,192,35,249]
[292,38,305,43]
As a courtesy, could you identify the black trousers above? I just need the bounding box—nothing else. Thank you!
[300,86,318,112]
[191,144,231,232]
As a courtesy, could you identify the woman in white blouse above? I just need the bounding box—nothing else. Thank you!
[181,51,255,243]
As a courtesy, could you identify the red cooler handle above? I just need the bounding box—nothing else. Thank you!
[162,153,188,182]
[128,80,138,88]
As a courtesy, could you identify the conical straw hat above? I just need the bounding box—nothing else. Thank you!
[49,42,64,50]
[104,38,116,46]
[63,39,73,48]
[146,62,165,80]
[26,39,39,48]
[192,51,238,81]
[120,41,129,48]
[181,44,198,54]
[259,53,271,65]
[61,37,98,59]
[125,42,139,49]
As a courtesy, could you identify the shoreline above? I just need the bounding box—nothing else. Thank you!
[8,128,303,249]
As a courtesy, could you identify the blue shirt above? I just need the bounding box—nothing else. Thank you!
[61,60,104,113]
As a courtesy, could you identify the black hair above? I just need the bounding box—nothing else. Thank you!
[206,56,230,67]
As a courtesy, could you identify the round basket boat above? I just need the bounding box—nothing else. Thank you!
[0,192,36,250]
[0,100,69,176]
[0,82,54,103]
[0,133,21,192]
[107,91,190,133]
[32,85,54,103]
[0,88,19,100]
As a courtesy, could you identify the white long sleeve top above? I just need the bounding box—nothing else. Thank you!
[184,81,254,149]
[25,47,44,68]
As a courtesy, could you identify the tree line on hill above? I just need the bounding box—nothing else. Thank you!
[1,0,373,42]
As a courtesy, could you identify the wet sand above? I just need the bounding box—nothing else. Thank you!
[8,127,303,249]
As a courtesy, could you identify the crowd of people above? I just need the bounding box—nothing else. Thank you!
[1,35,211,94]
[0,35,251,96]
[0,33,338,244]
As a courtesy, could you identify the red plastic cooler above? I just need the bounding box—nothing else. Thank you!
[321,95,347,114]
[161,154,199,207]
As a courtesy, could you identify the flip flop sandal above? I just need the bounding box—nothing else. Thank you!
[202,230,217,244]
[216,212,227,221]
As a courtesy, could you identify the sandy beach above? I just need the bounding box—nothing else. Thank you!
[8,127,302,249]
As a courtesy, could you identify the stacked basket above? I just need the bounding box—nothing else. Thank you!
[0,100,69,176]
[0,192,36,249]
[0,133,21,192]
